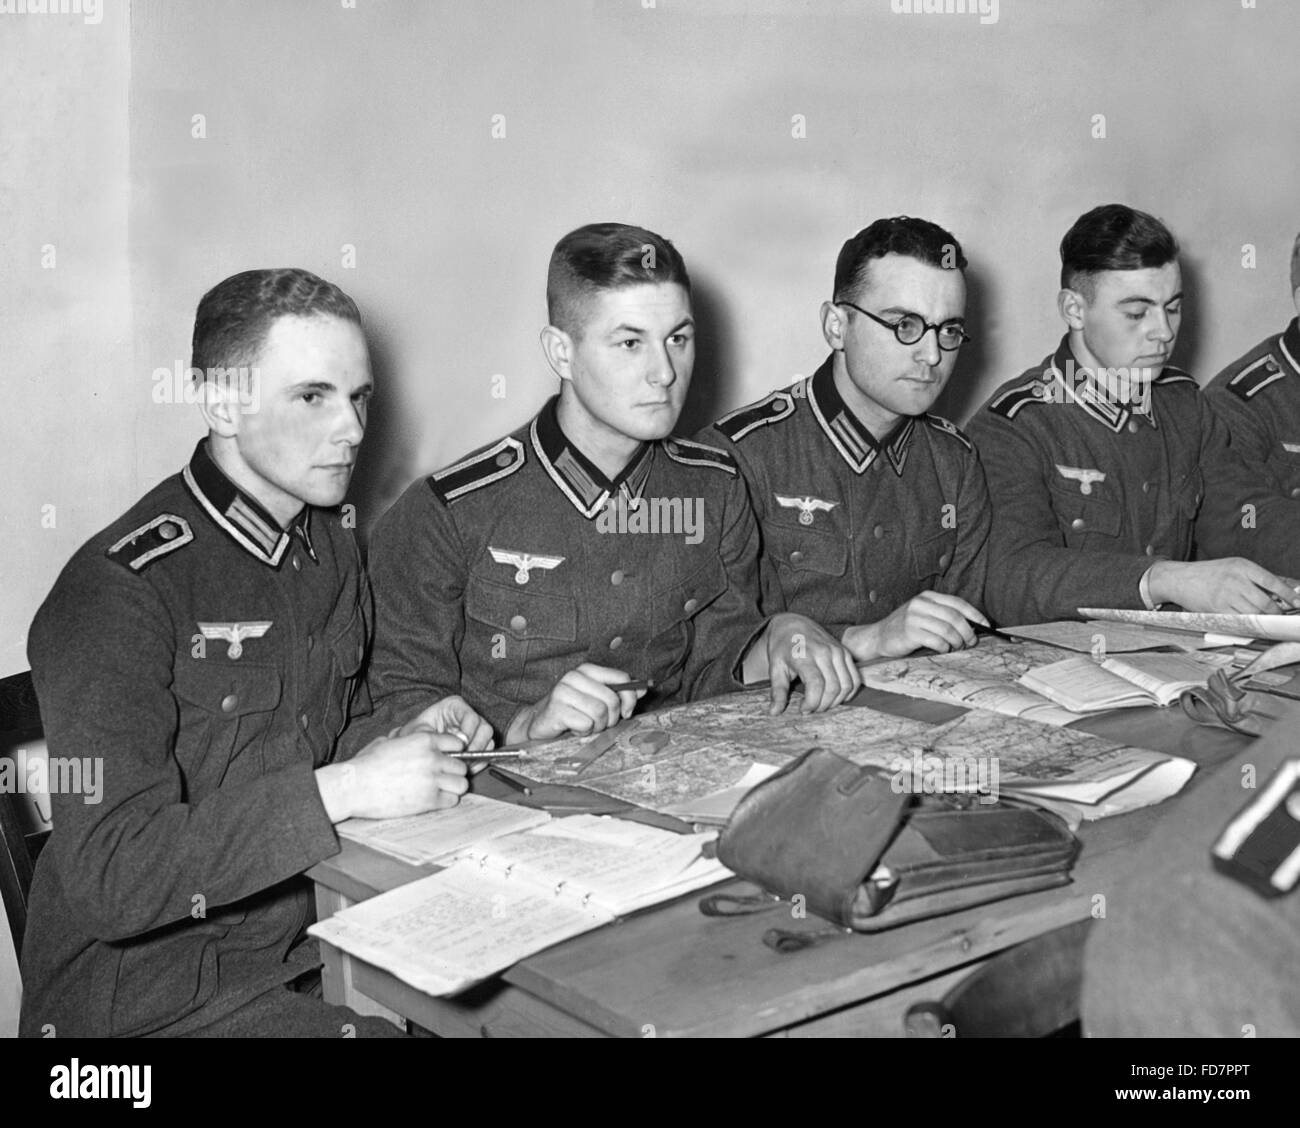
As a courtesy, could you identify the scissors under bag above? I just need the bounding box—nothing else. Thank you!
[702,747,1080,933]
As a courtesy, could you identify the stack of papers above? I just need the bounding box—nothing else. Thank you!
[311,815,729,997]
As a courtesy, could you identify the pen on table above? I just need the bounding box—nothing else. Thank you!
[608,678,654,693]
[488,765,533,795]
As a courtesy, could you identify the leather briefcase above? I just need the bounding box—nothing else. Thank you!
[706,746,1080,933]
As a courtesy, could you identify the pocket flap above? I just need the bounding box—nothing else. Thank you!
[173,662,283,717]
[465,575,578,642]
[765,524,849,578]
[650,557,728,633]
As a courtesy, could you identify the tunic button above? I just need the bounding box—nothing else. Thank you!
[306,635,314,652]
[868,590,878,603]
[1127,420,1140,434]
[510,614,527,633]
[159,522,178,540]
[610,570,624,585]
[789,550,804,565]
[1145,544,1155,556]
[220,694,238,713]
[683,598,699,614]
[495,452,513,468]
[300,713,310,731]
[1070,518,1085,530]
[609,636,623,651]
[939,553,951,569]
[1291,487,1300,499]
[873,525,884,539]
[292,556,302,572]
[1141,481,1150,494]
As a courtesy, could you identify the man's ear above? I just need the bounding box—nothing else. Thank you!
[540,324,574,382]
[197,376,241,437]
[1292,284,1300,319]
[820,300,847,352]
[1058,287,1088,331]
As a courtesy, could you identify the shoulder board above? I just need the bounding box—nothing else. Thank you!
[106,514,194,573]
[923,414,974,451]
[988,377,1051,420]
[1152,365,1197,388]
[428,436,526,504]
[662,437,737,475]
[713,390,796,443]
[1225,354,1284,401]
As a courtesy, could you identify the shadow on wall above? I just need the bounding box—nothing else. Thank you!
[1174,253,1205,381]
[348,329,418,557]
[678,272,740,438]
[934,258,996,427]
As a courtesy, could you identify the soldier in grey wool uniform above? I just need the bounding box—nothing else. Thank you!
[703,216,992,662]
[361,223,862,749]
[967,204,1300,626]
[1204,231,1300,503]
[20,269,489,1038]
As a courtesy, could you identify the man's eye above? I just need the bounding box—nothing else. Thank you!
[1126,312,1145,322]
[669,334,693,347]
[618,339,641,350]
[1166,304,1182,316]
[301,392,321,404]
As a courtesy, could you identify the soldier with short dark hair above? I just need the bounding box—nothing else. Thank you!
[701,216,992,660]
[362,223,861,747]
[967,204,1300,626]
[1204,231,1300,501]
[20,268,490,1038]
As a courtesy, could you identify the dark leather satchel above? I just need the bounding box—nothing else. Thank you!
[703,747,1080,934]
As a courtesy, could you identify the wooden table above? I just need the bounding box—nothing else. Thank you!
[308,688,1250,1037]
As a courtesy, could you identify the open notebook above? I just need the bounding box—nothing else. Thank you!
[309,815,729,997]
[1018,652,1236,712]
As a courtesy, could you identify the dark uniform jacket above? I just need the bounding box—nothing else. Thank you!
[700,356,990,637]
[19,441,361,1037]
[966,335,1300,626]
[361,397,768,740]
[1204,317,1300,499]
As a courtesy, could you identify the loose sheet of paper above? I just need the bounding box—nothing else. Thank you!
[337,793,551,866]
[308,861,609,997]
[1079,607,1300,643]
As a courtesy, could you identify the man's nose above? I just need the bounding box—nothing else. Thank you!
[647,346,678,387]
[914,326,943,367]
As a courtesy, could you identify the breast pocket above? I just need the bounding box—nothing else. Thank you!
[323,603,367,747]
[1268,444,1300,498]
[1048,482,1124,548]
[764,523,849,579]
[649,556,730,638]
[172,662,283,797]
[911,529,958,585]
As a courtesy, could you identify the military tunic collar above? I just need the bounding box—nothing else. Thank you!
[1048,336,1157,434]
[1280,317,1300,378]
[183,440,316,567]
[807,356,915,476]
[531,396,654,519]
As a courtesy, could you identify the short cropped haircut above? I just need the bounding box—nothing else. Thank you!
[1290,231,1300,294]
[191,268,361,377]
[833,216,966,300]
[546,223,690,338]
[1060,205,1179,296]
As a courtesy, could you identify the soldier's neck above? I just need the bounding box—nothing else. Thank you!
[830,353,902,441]
[555,396,646,483]
[205,436,303,530]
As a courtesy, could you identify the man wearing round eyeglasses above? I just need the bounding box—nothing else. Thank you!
[702,217,992,661]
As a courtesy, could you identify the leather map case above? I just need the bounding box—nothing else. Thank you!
[717,747,1081,931]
